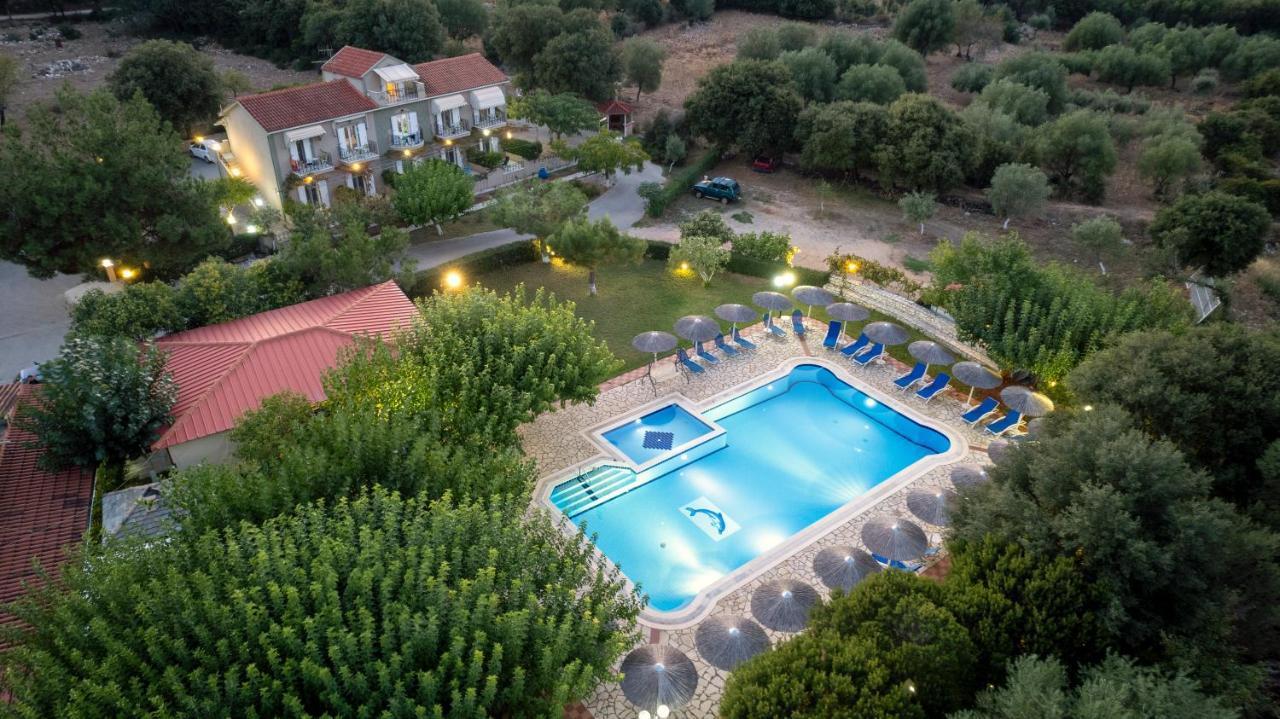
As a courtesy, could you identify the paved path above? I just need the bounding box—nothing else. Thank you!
[0,262,79,381]
[402,162,664,269]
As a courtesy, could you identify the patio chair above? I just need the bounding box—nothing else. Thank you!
[790,309,806,336]
[821,321,842,348]
[763,312,786,338]
[676,348,704,375]
[914,373,951,402]
[872,552,924,572]
[840,334,870,357]
[893,362,927,390]
[985,410,1024,436]
[714,333,740,357]
[853,343,884,366]
[960,397,999,425]
[732,327,757,350]
[695,341,720,365]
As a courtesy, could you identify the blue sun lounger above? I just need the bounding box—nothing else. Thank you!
[714,333,740,357]
[985,410,1023,436]
[695,340,720,364]
[961,397,999,424]
[894,362,927,390]
[840,334,870,356]
[915,373,951,401]
[732,327,756,350]
[791,309,806,335]
[821,321,841,348]
[763,312,786,338]
[853,343,884,366]
[872,553,924,572]
[676,348,704,374]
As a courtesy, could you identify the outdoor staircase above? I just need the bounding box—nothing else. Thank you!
[550,465,638,518]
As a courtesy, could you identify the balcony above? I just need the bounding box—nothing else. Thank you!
[290,151,333,176]
[368,81,425,106]
[474,109,508,130]
[435,120,472,140]
[389,132,425,150]
[338,143,378,164]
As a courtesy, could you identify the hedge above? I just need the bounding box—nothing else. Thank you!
[644,147,723,217]
[502,138,543,161]
[406,241,539,298]
[646,240,830,285]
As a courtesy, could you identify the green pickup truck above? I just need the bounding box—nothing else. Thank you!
[691,176,741,203]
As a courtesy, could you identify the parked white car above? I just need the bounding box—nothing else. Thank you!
[189,139,222,163]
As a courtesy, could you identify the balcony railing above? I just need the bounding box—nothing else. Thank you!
[290,151,333,176]
[338,143,378,164]
[368,81,425,106]
[435,120,472,140]
[474,110,508,130]
[389,132,425,150]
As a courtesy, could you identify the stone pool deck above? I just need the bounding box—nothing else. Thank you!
[519,319,995,719]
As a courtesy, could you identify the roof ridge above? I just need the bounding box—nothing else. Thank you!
[240,78,350,101]
[322,280,398,328]
[154,342,254,445]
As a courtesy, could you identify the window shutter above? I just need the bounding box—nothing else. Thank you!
[409,112,419,135]
[395,160,404,173]
[367,174,376,195]
[345,174,354,189]
[317,181,329,206]
[297,187,307,203]
[356,123,368,148]
[289,142,300,163]
[302,140,315,162]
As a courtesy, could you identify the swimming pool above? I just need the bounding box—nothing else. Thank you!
[546,362,955,616]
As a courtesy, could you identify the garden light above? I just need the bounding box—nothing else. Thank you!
[403,150,412,157]
[482,128,491,137]
[226,212,237,226]
[444,270,463,289]
[246,224,259,234]
[680,262,689,271]
[252,196,265,207]
[846,261,859,273]
[100,258,117,282]
[772,271,796,288]
[229,167,242,177]
[194,135,204,143]
[119,268,136,280]
[100,258,114,268]
[505,131,513,139]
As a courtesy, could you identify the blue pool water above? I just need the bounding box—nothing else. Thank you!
[601,403,715,465]
[558,364,950,612]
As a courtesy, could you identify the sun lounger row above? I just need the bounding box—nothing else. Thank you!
[676,329,757,376]
[961,396,1022,435]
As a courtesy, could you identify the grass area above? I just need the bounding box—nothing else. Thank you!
[903,255,932,272]
[409,212,500,243]
[730,210,754,224]
[474,259,963,381]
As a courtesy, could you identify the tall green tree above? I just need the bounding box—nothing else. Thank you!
[1070,214,1124,273]
[1093,45,1171,93]
[69,282,182,340]
[954,655,1238,719]
[685,59,803,156]
[489,3,564,71]
[950,407,1280,713]
[558,131,649,182]
[436,0,488,38]
[510,89,601,139]
[1062,11,1123,51]
[0,87,231,279]
[995,51,1068,113]
[1036,110,1117,202]
[893,0,956,55]
[780,47,840,103]
[272,202,416,297]
[488,180,588,254]
[335,0,445,62]
[1138,134,1202,200]
[796,100,888,177]
[986,162,1049,229]
[835,63,905,104]
[0,488,643,718]
[1069,325,1280,518]
[1162,26,1209,88]
[899,190,937,234]
[875,93,974,192]
[669,233,730,285]
[546,217,646,295]
[621,37,665,100]
[392,158,475,234]
[878,39,928,91]
[15,336,176,470]
[108,40,222,136]
[532,16,620,101]
[977,78,1049,126]
[1149,191,1270,276]
[959,102,1027,186]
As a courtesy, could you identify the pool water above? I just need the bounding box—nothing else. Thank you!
[561,364,950,612]
[601,403,715,465]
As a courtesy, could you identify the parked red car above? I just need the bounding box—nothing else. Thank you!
[751,155,781,173]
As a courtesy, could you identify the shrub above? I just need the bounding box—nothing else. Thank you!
[1063,11,1123,51]
[409,241,538,296]
[732,231,794,262]
[1055,51,1096,75]
[1028,13,1051,29]
[55,23,82,40]
[466,147,504,168]
[643,147,722,217]
[501,137,543,160]
[951,63,994,92]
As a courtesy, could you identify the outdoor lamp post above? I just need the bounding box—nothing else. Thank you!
[100,258,117,282]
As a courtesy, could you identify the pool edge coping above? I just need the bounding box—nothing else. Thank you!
[532,354,969,631]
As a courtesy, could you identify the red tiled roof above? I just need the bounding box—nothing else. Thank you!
[236,80,378,133]
[597,99,634,116]
[322,45,387,78]
[0,385,94,628]
[0,383,18,423]
[152,281,418,450]
[414,53,508,97]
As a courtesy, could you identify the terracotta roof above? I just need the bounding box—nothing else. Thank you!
[321,45,387,78]
[0,383,18,424]
[413,53,508,97]
[152,281,418,450]
[236,80,378,133]
[597,99,634,115]
[0,385,95,628]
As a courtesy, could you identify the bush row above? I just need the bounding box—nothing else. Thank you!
[648,239,829,285]
[642,148,723,217]
[407,241,539,298]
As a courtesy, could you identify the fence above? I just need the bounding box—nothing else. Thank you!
[826,277,995,365]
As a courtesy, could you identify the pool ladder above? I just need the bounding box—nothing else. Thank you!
[550,465,637,518]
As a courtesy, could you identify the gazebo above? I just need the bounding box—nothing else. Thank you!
[598,99,636,136]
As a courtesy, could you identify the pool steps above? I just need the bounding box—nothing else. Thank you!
[551,465,637,517]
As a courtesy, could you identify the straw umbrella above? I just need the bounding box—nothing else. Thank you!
[862,321,910,346]
[951,361,1003,405]
[906,488,958,527]
[714,303,757,333]
[987,438,1014,465]
[1000,386,1055,417]
[813,546,881,592]
[860,516,928,563]
[694,616,771,671]
[950,464,989,489]
[632,331,677,377]
[826,302,870,344]
[750,579,819,632]
[792,285,835,316]
[620,645,699,712]
[907,341,956,373]
[751,291,793,315]
[673,315,721,346]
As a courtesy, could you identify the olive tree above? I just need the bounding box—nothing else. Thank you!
[108,40,222,136]
[547,217,646,295]
[669,234,730,285]
[986,162,1050,229]
[899,190,938,234]
[392,158,475,234]
[1149,190,1271,276]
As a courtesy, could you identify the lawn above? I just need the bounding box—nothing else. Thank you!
[474,258,950,377]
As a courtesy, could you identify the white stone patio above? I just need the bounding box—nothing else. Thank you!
[519,319,995,719]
